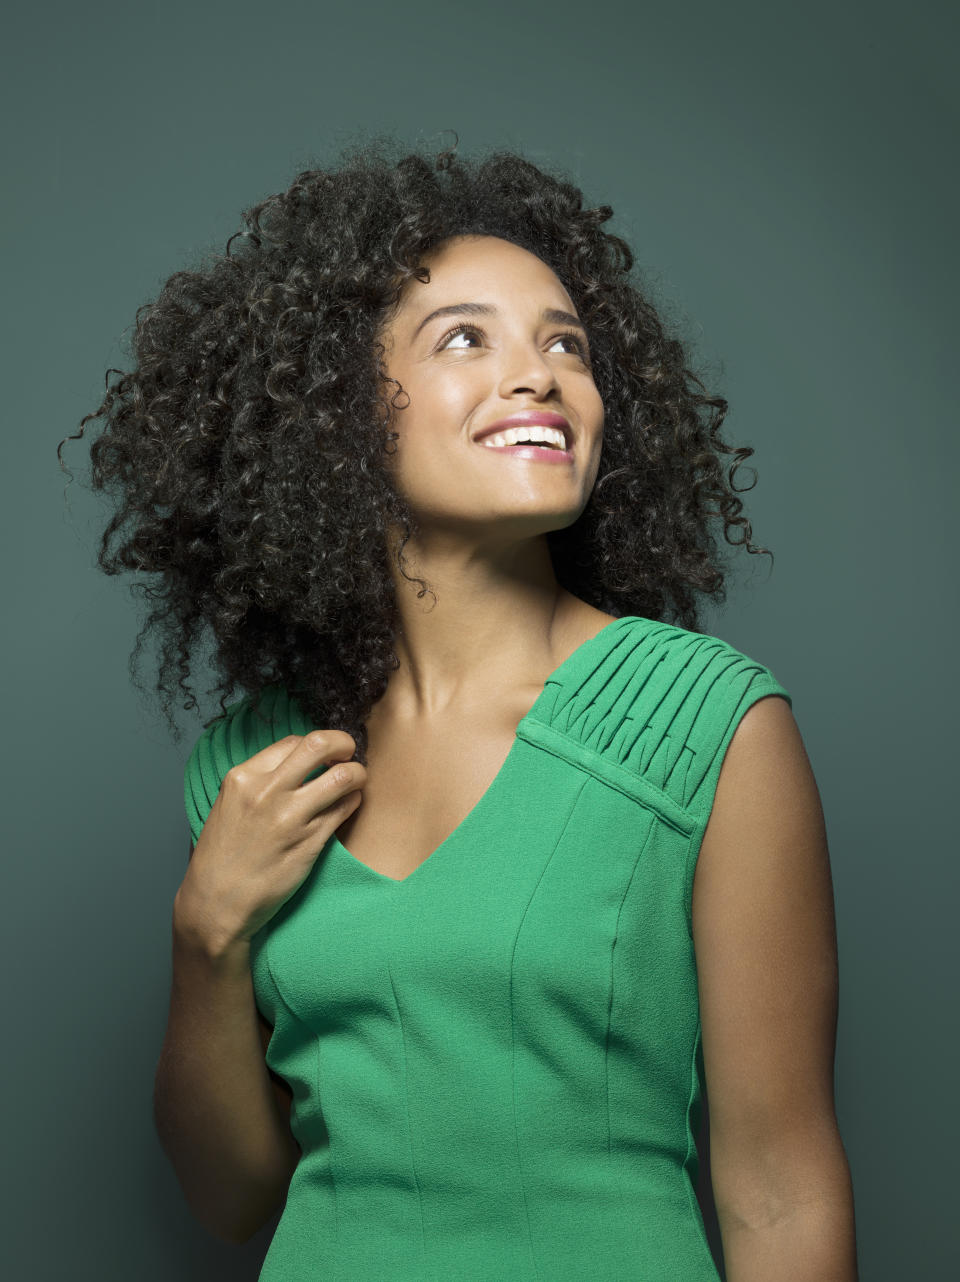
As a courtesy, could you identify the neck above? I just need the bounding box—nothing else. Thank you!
[381,529,575,720]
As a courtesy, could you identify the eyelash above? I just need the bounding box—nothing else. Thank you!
[437,321,589,360]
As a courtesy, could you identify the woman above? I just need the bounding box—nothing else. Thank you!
[62,135,858,1279]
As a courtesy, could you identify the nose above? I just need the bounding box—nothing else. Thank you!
[496,341,562,400]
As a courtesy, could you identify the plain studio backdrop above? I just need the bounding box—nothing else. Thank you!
[2,0,954,1277]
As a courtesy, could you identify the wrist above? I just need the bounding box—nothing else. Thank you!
[173,883,251,964]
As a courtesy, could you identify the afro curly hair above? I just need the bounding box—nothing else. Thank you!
[58,131,772,765]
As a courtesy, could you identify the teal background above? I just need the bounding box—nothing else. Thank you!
[3,0,954,1276]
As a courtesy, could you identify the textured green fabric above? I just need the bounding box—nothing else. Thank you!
[183,615,792,1280]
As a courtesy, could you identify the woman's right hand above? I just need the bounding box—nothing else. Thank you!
[175,730,366,951]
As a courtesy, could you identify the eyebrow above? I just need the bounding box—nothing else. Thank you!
[411,301,587,342]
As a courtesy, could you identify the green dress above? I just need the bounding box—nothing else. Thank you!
[183,614,792,1280]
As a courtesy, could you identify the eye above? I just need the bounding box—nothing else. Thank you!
[437,322,589,360]
[551,331,589,357]
[438,323,484,350]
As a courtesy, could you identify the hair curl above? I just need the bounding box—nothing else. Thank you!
[58,131,772,764]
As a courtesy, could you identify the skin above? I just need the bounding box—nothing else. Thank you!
[259,233,859,1276]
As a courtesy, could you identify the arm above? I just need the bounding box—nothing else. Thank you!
[152,844,300,1245]
[691,695,858,1282]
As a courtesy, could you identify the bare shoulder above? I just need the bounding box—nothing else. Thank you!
[710,690,809,786]
[692,692,830,940]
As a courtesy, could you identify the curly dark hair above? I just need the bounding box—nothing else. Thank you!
[57,130,772,765]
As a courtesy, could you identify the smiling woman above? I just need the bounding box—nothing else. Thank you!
[57,131,768,765]
[367,233,606,570]
[59,131,857,1279]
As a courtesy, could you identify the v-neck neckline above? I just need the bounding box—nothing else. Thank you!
[330,615,639,889]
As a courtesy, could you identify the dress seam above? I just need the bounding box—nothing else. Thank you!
[605,813,657,1214]
[387,957,428,1258]
[509,772,589,1281]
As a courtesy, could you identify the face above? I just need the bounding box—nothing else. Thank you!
[376,234,604,547]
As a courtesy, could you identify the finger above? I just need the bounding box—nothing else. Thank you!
[275,729,359,789]
[300,780,363,835]
[300,757,365,817]
[239,734,307,774]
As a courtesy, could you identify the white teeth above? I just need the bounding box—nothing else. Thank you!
[480,425,567,450]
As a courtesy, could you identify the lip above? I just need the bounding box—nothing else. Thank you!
[472,411,573,450]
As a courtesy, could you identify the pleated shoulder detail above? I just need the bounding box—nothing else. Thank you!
[519,615,792,823]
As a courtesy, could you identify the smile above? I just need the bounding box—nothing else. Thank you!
[477,441,574,463]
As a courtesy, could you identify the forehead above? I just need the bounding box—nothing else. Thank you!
[397,235,570,313]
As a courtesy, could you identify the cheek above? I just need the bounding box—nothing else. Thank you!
[387,376,477,459]
[391,373,475,440]
[585,382,605,425]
